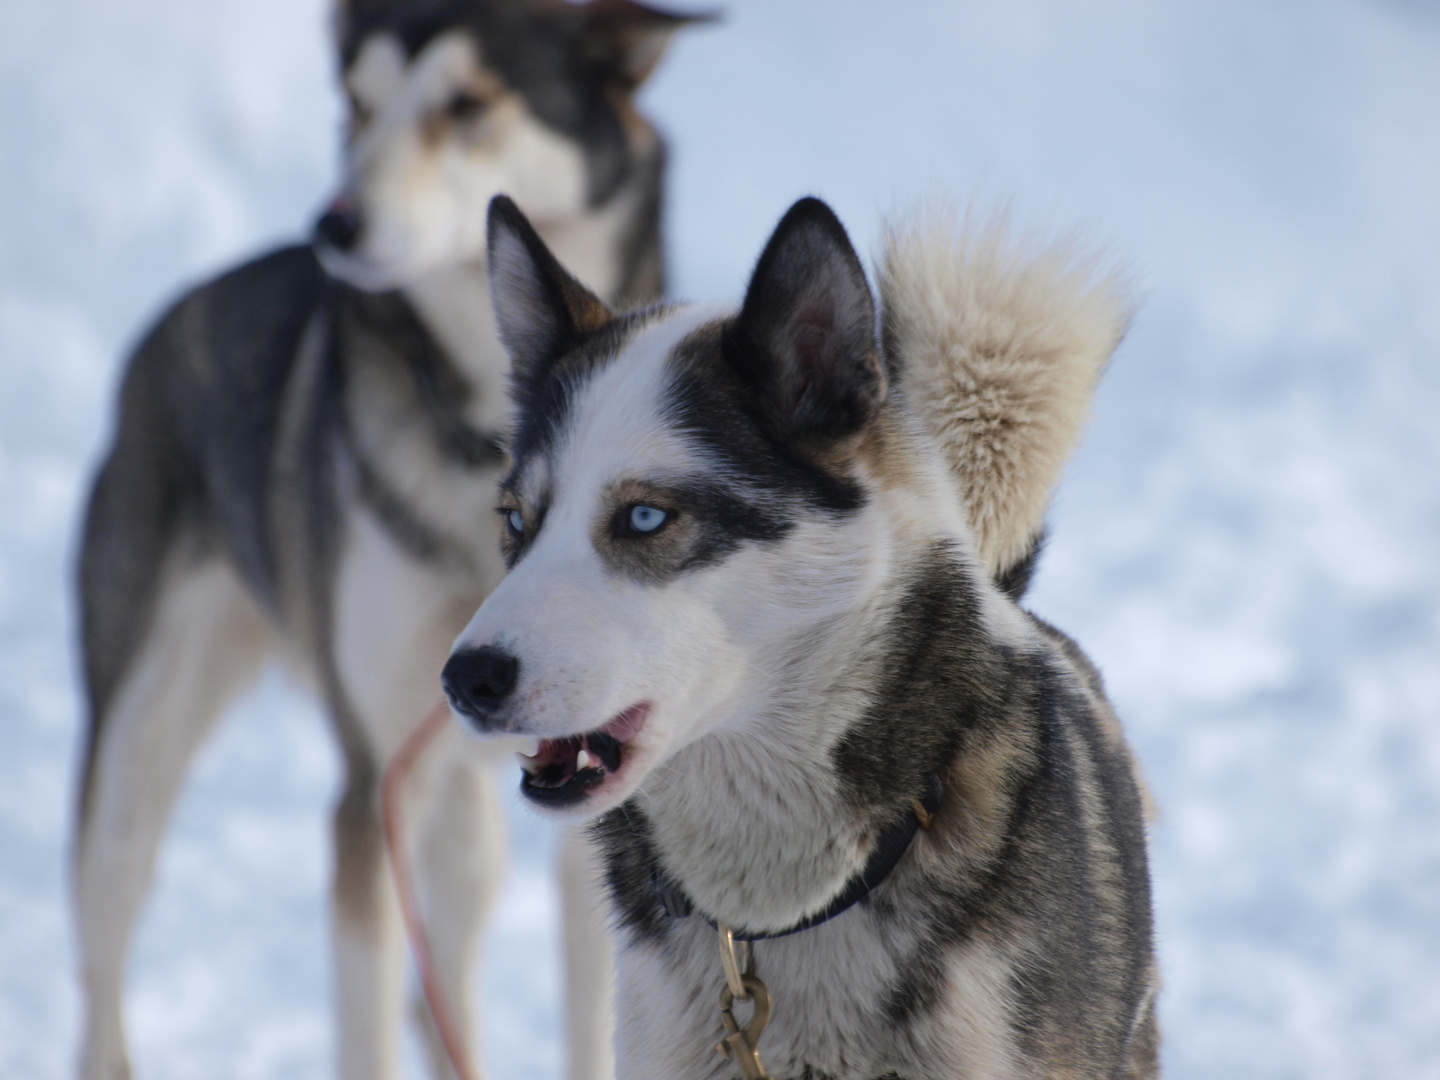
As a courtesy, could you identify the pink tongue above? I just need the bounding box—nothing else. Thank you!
[601,703,649,744]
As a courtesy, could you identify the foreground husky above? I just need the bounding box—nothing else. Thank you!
[73,2,702,1078]
[443,195,1158,1079]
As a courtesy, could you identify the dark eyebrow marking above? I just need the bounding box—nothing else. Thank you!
[664,478,793,574]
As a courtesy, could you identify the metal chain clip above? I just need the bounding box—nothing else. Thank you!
[715,924,771,1080]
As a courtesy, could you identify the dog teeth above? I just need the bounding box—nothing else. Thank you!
[575,749,596,771]
[516,752,542,775]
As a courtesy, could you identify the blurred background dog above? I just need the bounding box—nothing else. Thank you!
[70,2,705,1079]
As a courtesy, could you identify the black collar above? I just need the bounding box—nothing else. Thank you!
[651,774,944,942]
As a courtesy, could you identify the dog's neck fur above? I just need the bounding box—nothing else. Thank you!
[629,405,1025,935]
[402,261,509,435]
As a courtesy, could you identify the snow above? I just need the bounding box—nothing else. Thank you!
[2,0,1437,1077]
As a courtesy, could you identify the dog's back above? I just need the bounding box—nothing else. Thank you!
[79,248,323,740]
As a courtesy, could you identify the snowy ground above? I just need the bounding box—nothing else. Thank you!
[2,1,1438,1077]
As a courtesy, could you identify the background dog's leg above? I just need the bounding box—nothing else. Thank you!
[332,758,406,1080]
[559,826,617,1080]
[329,512,498,1080]
[409,729,506,1080]
[73,558,269,1080]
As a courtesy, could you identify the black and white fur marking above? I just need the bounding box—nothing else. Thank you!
[445,196,1156,1080]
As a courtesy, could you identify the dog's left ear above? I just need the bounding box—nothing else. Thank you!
[487,195,613,391]
[580,1,719,91]
[727,197,884,440]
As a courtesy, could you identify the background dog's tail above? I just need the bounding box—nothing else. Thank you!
[878,203,1131,592]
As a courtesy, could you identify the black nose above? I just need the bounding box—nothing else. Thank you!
[442,647,519,727]
[314,205,362,252]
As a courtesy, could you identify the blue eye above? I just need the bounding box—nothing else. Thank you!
[628,505,668,533]
[506,509,524,535]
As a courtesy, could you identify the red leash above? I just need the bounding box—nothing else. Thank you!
[381,702,482,1080]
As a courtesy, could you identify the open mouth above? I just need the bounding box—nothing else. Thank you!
[517,703,649,808]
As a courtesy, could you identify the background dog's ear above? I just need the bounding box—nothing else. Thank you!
[727,197,884,440]
[331,0,390,56]
[487,195,613,387]
[579,1,719,91]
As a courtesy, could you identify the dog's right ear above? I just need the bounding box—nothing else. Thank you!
[487,195,613,388]
[727,197,884,441]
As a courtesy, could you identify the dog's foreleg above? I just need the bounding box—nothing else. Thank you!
[332,758,407,1080]
[559,826,616,1080]
[408,730,507,1080]
[327,511,501,1080]
[73,558,269,1080]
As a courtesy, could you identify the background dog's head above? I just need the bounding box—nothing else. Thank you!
[315,0,705,289]
[442,194,919,817]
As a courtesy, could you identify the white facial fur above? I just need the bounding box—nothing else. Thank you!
[456,309,734,810]
[323,31,590,289]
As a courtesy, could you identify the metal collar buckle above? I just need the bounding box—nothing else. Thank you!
[715,924,771,1080]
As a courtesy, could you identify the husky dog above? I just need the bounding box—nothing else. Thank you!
[442,195,1157,1079]
[72,3,705,1079]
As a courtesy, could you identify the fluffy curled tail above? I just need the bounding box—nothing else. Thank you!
[878,204,1131,588]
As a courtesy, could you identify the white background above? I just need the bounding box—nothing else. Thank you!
[1,1,1437,1077]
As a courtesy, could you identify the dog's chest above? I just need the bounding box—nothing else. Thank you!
[617,907,1023,1080]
